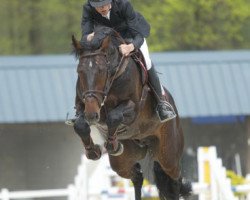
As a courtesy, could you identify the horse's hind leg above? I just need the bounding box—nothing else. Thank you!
[154,162,192,200]
[131,163,143,200]
[154,161,180,200]
[74,114,101,160]
[154,121,192,199]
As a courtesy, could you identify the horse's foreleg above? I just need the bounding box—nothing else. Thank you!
[74,114,101,160]
[105,100,136,155]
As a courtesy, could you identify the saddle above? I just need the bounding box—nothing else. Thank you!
[115,50,148,85]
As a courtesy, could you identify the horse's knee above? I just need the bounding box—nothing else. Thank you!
[106,111,124,128]
[122,101,136,124]
[106,101,136,127]
[73,116,90,137]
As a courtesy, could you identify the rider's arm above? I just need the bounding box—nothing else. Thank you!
[81,3,94,36]
[120,0,144,49]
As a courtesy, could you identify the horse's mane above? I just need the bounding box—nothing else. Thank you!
[73,25,123,58]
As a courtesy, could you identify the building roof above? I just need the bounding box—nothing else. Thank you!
[0,50,250,123]
[155,51,250,118]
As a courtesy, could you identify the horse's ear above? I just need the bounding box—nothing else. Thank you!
[100,36,110,51]
[72,35,82,50]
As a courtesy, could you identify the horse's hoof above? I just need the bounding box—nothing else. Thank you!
[85,145,102,160]
[108,142,124,156]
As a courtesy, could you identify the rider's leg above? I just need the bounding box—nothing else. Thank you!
[148,65,176,122]
[140,39,176,122]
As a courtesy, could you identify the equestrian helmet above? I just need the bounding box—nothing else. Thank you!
[89,0,112,7]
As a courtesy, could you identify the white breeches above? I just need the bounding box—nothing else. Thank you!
[140,39,152,70]
[139,39,165,95]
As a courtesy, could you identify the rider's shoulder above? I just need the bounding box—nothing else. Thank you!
[83,1,92,9]
[83,1,95,13]
[114,0,132,7]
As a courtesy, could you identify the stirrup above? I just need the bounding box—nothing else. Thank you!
[158,111,176,123]
[156,101,177,123]
[65,118,76,126]
[65,112,77,126]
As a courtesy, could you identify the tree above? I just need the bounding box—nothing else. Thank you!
[133,0,250,51]
[0,0,249,54]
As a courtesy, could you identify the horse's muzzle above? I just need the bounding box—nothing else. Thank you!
[84,96,101,124]
[84,111,100,124]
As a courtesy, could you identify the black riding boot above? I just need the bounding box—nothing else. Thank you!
[148,65,176,122]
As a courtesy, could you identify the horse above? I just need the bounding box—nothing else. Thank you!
[71,26,191,200]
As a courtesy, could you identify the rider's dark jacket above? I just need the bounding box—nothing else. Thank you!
[81,0,150,49]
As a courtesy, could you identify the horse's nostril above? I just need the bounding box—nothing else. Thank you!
[85,112,100,122]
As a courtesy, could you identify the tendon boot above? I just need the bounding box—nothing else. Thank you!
[148,65,176,122]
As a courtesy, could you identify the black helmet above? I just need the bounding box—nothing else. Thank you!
[89,0,112,7]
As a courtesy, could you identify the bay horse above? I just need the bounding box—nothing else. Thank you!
[71,26,191,199]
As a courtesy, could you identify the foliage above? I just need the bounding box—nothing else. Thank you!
[133,0,250,51]
[0,0,82,54]
[0,0,249,55]
[226,170,247,197]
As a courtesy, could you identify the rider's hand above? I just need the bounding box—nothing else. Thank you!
[119,43,135,56]
[87,32,95,41]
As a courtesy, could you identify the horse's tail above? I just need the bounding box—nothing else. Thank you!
[153,161,192,199]
[180,178,193,198]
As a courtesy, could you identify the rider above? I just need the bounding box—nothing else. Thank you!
[79,0,176,122]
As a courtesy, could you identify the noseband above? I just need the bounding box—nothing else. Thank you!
[78,50,127,107]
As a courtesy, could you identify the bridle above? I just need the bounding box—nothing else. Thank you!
[78,50,127,108]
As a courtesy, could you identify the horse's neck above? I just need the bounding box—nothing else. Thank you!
[108,57,143,101]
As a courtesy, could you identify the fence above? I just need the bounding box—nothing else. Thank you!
[197,146,250,200]
[1,146,250,200]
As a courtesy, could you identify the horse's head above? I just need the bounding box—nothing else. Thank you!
[72,27,122,124]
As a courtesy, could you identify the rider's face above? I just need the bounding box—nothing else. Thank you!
[95,3,111,16]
